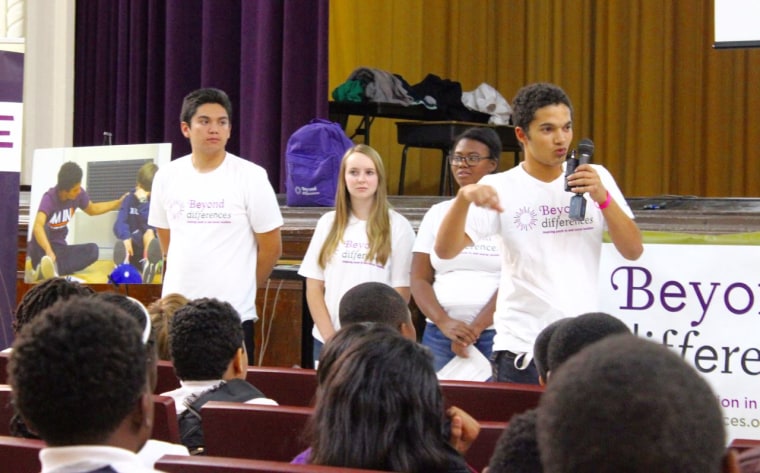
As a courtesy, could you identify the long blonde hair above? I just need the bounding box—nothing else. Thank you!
[318,144,392,268]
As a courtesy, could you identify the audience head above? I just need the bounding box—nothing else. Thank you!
[338,282,416,340]
[169,297,246,381]
[511,83,573,133]
[537,335,734,473]
[8,297,152,449]
[486,409,542,473]
[148,293,189,361]
[545,312,630,379]
[13,277,94,334]
[92,292,156,381]
[180,87,232,126]
[533,318,569,385]
[308,324,463,472]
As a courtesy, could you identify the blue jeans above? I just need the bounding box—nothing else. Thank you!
[422,322,495,372]
[312,338,324,365]
[491,350,540,385]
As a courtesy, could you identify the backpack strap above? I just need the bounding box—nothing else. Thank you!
[179,379,267,455]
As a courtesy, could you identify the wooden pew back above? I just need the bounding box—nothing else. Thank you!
[152,394,181,444]
[201,402,311,462]
[0,435,44,473]
[439,380,543,422]
[156,454,385,472]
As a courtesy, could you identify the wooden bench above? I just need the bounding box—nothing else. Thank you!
[0,351,9,385]
[731,438,760,453]
[155,359,180,394]
[0,435,44,473]
[439,380,543,422]
[152,394,181,444]
[202,402,312,462]
[0,384,13,436]
[244,366,317,407]
[155,362,318,407]
[156,454,384,472]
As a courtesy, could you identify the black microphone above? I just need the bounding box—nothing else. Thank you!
[577,138,594,168]
[568,138,595,221]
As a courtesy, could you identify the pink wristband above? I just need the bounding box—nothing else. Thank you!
[596,190,612,210]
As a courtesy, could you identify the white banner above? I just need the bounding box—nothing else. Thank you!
[0,101,23,172]
[600,243,760,442]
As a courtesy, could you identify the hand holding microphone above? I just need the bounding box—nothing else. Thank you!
[566,138,595,220]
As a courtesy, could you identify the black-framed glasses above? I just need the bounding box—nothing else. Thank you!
[448,153,492,166]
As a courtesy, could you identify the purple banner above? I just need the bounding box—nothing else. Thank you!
[0,50,23,348]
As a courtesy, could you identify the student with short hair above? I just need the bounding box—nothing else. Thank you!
[338,281,416,341]
[485,409,542,473]
[536,335,740,473]
[8,297,159,472]
[544,311,630,378]
[532,318,568,386]
[160,297,276,454]
[149,88,283,363]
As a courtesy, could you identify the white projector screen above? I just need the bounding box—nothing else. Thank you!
[714,0,760,48]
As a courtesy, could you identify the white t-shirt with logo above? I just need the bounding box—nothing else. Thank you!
[465,163,634,354]
[413,199,501,326]
[148,153,283,322]
[298,210,415,342]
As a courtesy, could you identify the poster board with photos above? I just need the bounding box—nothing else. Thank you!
[25,143,171,284]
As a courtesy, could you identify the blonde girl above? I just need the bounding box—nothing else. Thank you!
[298,144,415,363]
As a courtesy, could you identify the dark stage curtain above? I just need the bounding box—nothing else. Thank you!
[73,0,329,192]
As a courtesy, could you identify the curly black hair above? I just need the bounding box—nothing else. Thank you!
[8,297,148,446]
[169,298,243,381]
[487,408,542,473]
[537,335,726,473]
[511,83,573,132]
[13,277,94,333]
[532,318,570,384]
[545,312,631,376]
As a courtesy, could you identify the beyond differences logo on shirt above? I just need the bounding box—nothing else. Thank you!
[168,198,232,224]
[340,239,383,268]
[514,205,595,233]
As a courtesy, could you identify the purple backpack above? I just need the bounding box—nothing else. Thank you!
[285,119,354,207]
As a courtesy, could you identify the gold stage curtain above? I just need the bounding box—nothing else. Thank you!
[329,0,760,197]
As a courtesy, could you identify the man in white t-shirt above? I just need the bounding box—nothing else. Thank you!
[149,88,283,363]
[435,82,644,383]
